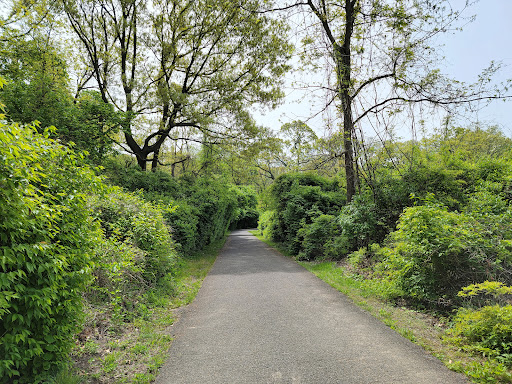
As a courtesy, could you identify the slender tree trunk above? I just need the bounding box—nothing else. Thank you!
[337,0,357,202]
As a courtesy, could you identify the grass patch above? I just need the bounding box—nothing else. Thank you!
[58,236,224,384]
[251,231,512,383]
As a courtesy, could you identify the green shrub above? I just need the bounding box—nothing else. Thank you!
[162,202,200,254]
[258,210,278,239]
[103,162,245,254]
[88,235,144,301]
[449,305,512,364]
[336,194,384,255]
[190,178,238,246]
[266,173,345,253]
[371,163,466,233]
[348,243,388,272]
[387,200,492,303]
[230,185,259,229]
[457,281,512,310]
[88,188,178,285]
[471,158,512,187]
[448,284,512,367]
[102,160,182,198]
[297,215,345,261]
[0,122,99,382]
[233,208,259,229]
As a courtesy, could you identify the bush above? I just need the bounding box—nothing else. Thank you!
[449,305,512,364]
[384,199,505,304]
[88,188,178,285]
[190,178,238,246]
[448,282,512,364]
[230,185,259,229]
[0,122,99,382]
[457,281,512,309]
[371,164,466,233]
[258,210,278,240]
[103,162,250,254]
[266,173,345,253]
[103,160,182,199]
[297,214,343,261]
[336,194,385,255]
[162,202,200,255]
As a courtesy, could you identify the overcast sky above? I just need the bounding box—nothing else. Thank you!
[253,0,512,138]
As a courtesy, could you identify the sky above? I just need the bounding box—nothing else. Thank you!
[440,0,512,134]
[253,0,512,138]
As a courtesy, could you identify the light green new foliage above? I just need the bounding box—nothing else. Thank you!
[385,199,494,301]
[0,119,100,382]
[447,282,512,366]
[88,187,179,287]
[459,281,512,307]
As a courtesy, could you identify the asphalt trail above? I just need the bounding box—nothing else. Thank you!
[155,230,468,384]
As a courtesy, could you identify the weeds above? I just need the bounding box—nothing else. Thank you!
[61,236,223,383]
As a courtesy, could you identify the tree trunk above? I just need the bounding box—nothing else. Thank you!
[336,0,357,202]
[151,147,160,171]
[124,131,147,170]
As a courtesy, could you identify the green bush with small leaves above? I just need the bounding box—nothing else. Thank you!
[447,282,512,365]
[162,201,200,254]
[265,173,345,253]
[0,121,100,382]
[449,304,512,364]
[384,198,507,304]
[230,185,259,229]
[88,188,178,285]
[190,178,238,246]
[297,215,343,261]
[257,210,278,240]
[335,194,385,256]
[103,163,251,255]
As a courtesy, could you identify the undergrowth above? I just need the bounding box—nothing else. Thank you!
[54,237,223,384]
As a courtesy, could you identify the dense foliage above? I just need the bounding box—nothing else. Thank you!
[0,121,99,382]
[0,34,123,164]
[447,282,512,366]
[89,187,178,285]
[0,115,257,381]
[261,173,344,256]
[104,160,259,255]
[1,0,511,380]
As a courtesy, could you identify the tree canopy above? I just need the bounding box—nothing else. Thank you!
[63,0,293,170]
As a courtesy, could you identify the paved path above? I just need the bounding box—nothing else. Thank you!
[155,230,468,383]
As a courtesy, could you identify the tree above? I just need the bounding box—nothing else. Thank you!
[280,120,318,171]
[63,0,293,170]
[0,29,123,163]
[269,0,510,201]
[0,31,72,129]
[65,91,124,163]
